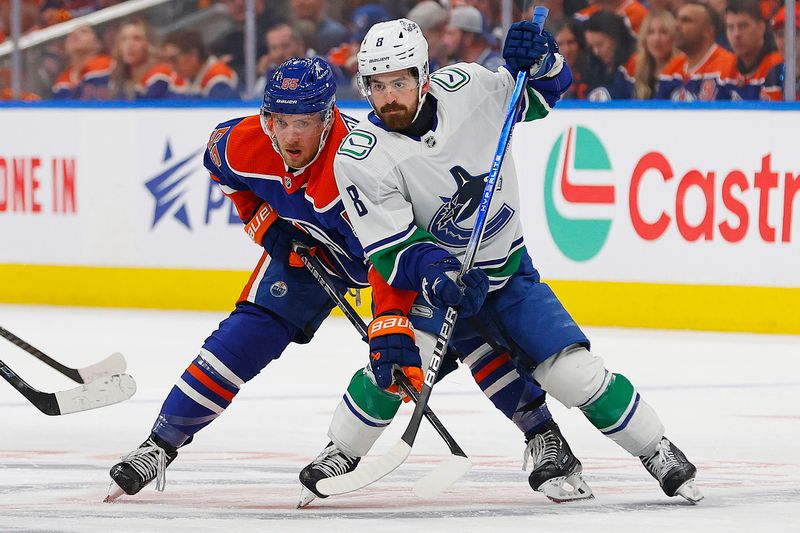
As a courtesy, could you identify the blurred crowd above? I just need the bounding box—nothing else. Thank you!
[1,0,798,101]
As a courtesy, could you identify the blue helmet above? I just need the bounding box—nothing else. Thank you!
[261,57,336,118]
[260,57,337,170]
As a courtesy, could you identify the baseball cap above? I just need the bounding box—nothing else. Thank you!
[449,5,484,34]
[407,1,449,32]
[772,6,800,30]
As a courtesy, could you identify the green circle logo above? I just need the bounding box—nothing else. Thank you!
[544,126,615,261]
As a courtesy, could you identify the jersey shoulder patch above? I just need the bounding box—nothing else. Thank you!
[430,64,472,92]
[337,129,377,160]
[340,112,361,132]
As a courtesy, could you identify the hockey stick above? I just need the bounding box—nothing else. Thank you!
[293,244,471,496]
[316,6,550,497]
[0,326,127,384]
[0,358,136,416]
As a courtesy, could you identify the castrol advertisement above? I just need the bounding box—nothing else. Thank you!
[513,110,800,288]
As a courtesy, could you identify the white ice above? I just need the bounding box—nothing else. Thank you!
[1,304,798,532]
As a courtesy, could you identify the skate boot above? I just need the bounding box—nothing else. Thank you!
[297,441,361,508]
[104,434,180,502]
[523,420,594,503]
[640,436,703,503]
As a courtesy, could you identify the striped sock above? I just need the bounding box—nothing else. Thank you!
[152,352,243,448]
[463,343,551,436]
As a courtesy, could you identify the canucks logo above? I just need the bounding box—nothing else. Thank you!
[428,165,514,247]
[145,140,203,229]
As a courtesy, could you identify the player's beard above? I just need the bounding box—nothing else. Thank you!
[377,101,416,130]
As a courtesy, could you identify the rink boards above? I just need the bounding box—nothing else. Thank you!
[0,102,798,333]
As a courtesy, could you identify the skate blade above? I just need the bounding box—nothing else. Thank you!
[103,482,126,503]
[675,478,704,504]
[538,472,595,503]
[297,487,317,509]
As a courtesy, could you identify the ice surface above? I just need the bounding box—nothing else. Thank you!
[1,304,798,532]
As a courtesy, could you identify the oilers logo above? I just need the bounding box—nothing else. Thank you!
[270,281,289,298]
[428,165,514,247]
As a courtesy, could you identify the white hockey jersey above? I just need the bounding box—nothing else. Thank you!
[334,62,553,291]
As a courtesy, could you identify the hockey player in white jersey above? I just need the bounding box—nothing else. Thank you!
[322,17,703,503]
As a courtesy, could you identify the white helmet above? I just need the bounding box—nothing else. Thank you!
[357,18,430,122]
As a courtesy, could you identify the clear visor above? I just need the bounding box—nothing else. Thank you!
[259,105,335,171]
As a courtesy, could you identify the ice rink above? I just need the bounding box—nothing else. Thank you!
[1,304,798,532]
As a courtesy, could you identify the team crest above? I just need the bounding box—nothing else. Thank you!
[427,165,514,247]
[698,79,718,101]
[270,281,289,298]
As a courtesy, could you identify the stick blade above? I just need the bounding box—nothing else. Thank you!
[54,373,137,415]
[315,440,411,496]
[77,352,127,383]
[413,455,472,498]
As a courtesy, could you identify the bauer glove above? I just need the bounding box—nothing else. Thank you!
[368,313,423,394]
[244,202,317,263]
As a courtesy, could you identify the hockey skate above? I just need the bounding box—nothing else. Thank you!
[523,421,594,503]
[104,434,179,502]
[640,436,703,503]
[297,441,361,508]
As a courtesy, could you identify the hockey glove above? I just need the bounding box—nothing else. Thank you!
[503,21,558,77]
[244,202,317,263]
[368,314,423,395]
[421,257,489,318]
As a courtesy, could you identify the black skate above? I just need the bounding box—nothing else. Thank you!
[297,441,361,508]
[104,434,179,502]
[640,436,703,503]
[523,421,594,503]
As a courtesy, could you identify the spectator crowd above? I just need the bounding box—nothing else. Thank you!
[0,0,797,101]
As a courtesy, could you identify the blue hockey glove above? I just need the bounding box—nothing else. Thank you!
[368,314,423,393]
[421,257,489,318]
[503,21,558,77]
[263,217,317,263]
[244,202,317,263]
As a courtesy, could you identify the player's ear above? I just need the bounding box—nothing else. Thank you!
[421,76,430,97]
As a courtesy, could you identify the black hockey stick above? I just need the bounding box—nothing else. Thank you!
[294,245,466,447]
[0,326,127,384]
[0,358,136,416]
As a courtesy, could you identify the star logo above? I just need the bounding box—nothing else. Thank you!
[145,140,203,230]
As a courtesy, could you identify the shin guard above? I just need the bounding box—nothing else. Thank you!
[328,368,402,457]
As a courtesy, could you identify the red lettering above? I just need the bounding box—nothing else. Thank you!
[676,170,714,241]
[719,170,749,242]
[630,151,672,240]
[62,158,76,213]
[754,154,778,242]
[30,157,41,213]
[0,158,6,211]
[13,158,25,211]
[52,158,59,213]
[783,172,800,242]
